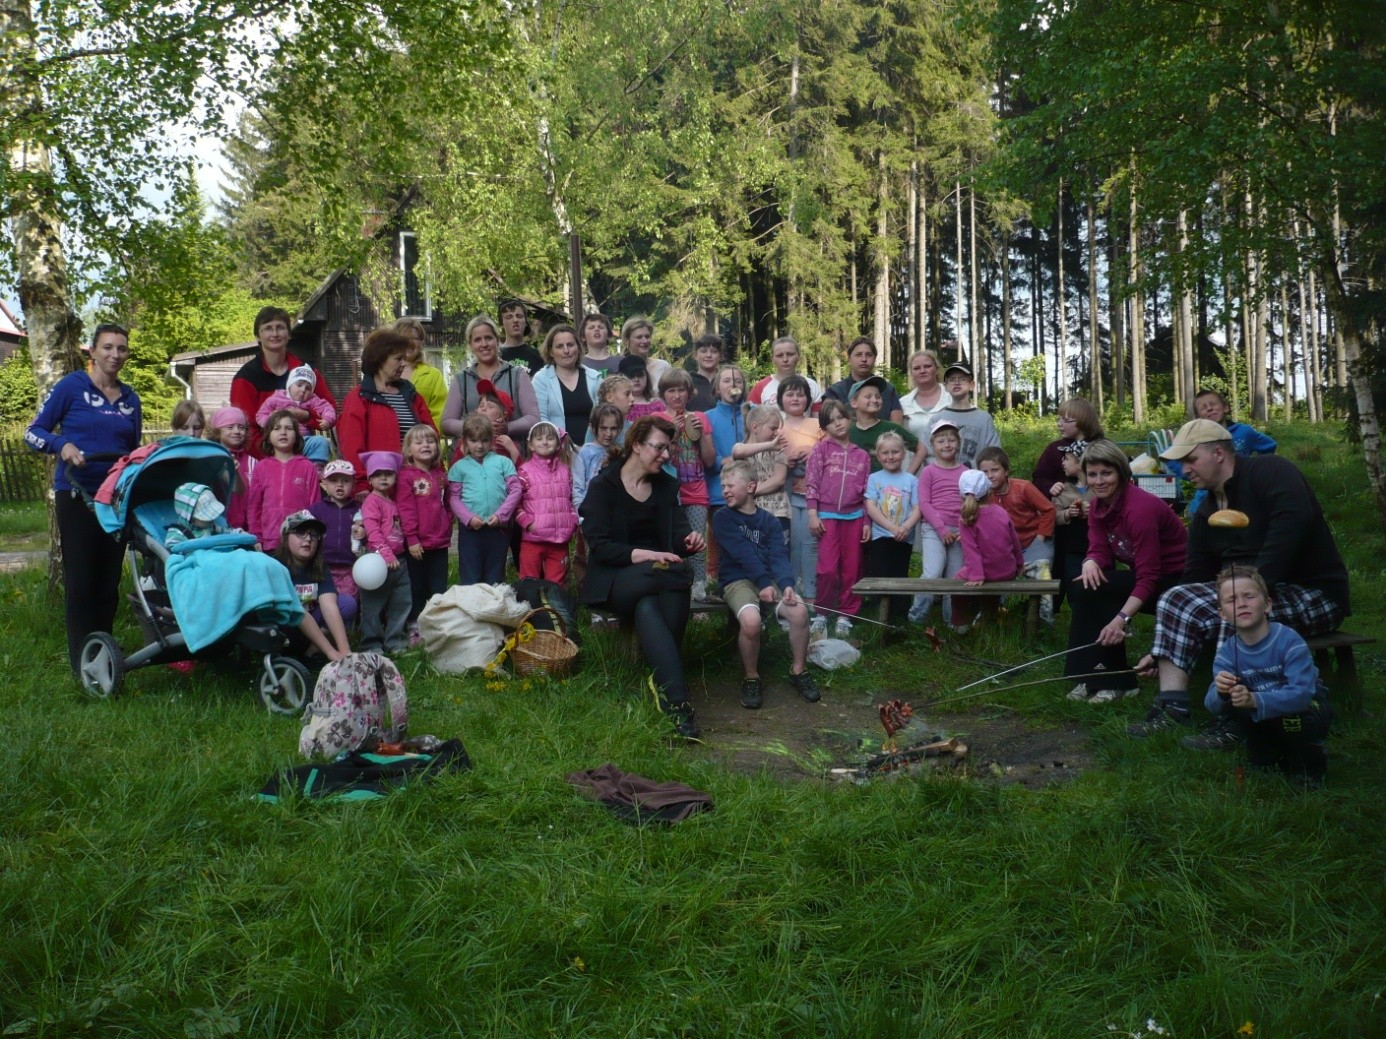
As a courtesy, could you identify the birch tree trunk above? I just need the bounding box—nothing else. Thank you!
[908,159,919,355]
[1127,183,1146,425]
[1176,210,1196,414]
[954,182,964,360]
[1055,180,1067,403]
[1109,198,1125,409]
[969,185,983,400]
[1305,266,1323,422]
[918,171,928,354]
[874,151,889,362]
[1002,234,1013,409]
[1280,276,1294,422]
[3,0,86,594]
[1087,195,1102,410]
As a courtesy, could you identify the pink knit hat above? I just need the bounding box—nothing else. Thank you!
[211,406,247,429]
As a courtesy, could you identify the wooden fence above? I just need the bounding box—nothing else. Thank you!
[0,429,182,503]
[0,437,47,503]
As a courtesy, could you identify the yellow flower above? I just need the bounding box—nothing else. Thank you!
[572,956,586,972]
[1237,1023,1255,1037]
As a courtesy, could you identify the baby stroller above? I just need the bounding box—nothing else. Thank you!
[74,437,312,713]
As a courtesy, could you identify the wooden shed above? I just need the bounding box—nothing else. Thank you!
[169,341,260,409]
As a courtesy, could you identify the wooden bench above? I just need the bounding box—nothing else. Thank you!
[851,578,1061,637]
[1304,630,1376,713]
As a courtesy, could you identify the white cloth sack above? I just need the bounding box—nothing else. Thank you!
[807,638,861,670]
[418,583,532,673]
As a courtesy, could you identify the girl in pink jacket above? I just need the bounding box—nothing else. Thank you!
[805,400,872,634]
[396,424,452,643]
[515,421,579,583]
[247,409,320,550]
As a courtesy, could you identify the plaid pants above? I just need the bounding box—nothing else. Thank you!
[1151,581,1344,674]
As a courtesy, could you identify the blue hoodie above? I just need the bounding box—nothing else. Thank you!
[704,399,746,506]
[26,370,142,492]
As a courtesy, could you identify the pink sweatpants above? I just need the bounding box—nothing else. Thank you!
[815,515,865,616]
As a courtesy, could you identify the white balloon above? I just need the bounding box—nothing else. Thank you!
[352,552,388,591]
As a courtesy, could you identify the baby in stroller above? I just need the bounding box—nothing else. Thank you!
[80,438,317,712]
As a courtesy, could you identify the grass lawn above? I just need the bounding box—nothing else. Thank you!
[0,500,46,554]
[2,418,1383,1038]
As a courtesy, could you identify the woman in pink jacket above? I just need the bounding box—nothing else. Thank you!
[1065,439,1188,703]
[515,421,579,583]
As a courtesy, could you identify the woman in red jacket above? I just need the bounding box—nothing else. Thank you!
[229,306,337,456]
[337,327,436,494]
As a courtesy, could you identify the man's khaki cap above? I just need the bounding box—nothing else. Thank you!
[1159,419,1234,460]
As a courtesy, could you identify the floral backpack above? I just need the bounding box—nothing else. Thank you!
[299,652,409,760]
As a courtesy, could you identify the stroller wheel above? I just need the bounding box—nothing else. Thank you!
[261,655,310,715]
[79,633,125,699]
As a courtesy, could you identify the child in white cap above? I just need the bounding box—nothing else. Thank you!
[255,364,337,438]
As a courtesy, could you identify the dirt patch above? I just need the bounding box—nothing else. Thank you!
[688,683,1094,789]
[0,549,45,573]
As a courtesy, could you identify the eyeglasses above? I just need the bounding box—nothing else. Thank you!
[642,441,673,457]
[289,529,323,542]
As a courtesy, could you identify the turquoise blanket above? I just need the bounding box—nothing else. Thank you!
[165,547,304,652]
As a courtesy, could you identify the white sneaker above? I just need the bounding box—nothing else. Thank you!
[810,616,828,640]
[690,582,707,603]
[1066,683,1091,702]
[834,616,853,638]
[1089,688,1136,704]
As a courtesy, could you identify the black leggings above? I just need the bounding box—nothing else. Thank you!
[56,491,126,674]
[602,566,692,706]
[1065,568,1180,690]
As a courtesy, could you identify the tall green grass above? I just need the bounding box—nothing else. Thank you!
[1,418,1383,1038]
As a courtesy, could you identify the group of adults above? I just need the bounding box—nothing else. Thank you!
[28,303,1352,758]
[1054,415,1348,743]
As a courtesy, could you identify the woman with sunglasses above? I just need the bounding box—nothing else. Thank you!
[579,414,706,739]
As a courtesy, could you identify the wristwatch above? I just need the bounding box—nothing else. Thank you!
[1116,611,1131,626]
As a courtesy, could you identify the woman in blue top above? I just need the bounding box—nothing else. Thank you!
[25,324,143,675]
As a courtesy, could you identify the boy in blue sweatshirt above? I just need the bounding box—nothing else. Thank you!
[714,461,818,710]
[1205,564,1330,787]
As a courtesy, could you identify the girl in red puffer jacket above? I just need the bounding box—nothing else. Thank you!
[515,421,578,583]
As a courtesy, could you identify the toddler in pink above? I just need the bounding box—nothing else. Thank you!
[358,451,411,654]
[515,421,579,583]
[953,468,1024,626]
[255,364,338,438]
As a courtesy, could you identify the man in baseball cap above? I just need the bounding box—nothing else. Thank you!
[1128,419,1350,742]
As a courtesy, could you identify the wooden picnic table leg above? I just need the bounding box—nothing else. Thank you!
[1335,644,1361,715]
[1024,595,1039,639]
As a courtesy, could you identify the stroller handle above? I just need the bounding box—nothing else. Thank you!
[64,452,129,506]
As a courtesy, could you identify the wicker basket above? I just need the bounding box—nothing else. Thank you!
[510,607,579,678]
